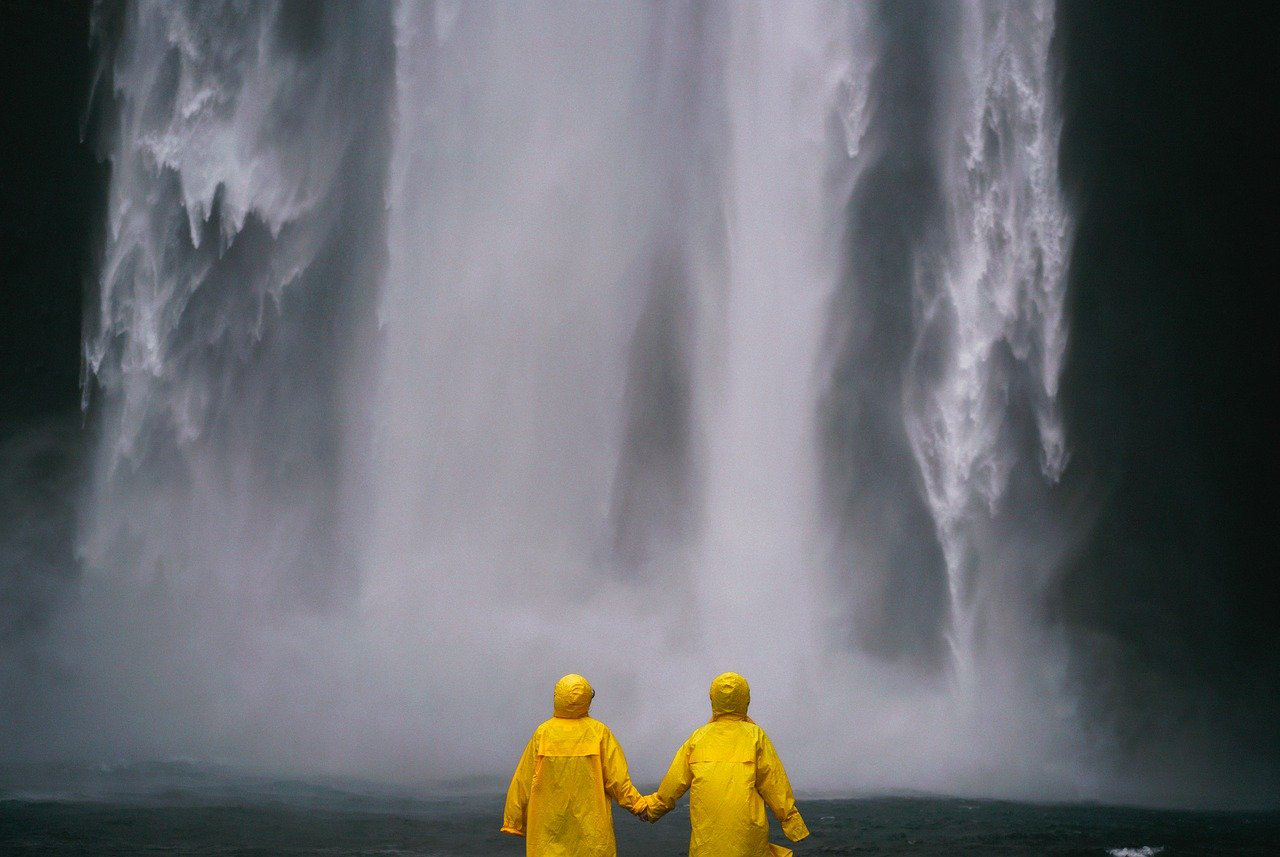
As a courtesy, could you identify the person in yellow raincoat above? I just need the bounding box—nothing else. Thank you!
[641,672,809,857]
[501,674,647,856]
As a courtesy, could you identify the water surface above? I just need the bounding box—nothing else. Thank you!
[3,769,1274,856]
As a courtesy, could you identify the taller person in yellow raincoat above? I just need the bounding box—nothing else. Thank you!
[501,674,646,856]
[641,673,809,857]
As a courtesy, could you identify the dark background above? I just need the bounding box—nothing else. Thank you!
[1,0,1275,800]
[1053,1,1278,792]
[1,0,99,426]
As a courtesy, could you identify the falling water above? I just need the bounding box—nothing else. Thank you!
[22,0,1088,798]
[69,0,395,764]
[905,0,1070,683]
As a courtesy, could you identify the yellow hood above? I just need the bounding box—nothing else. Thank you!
[709,672,754,722]
[553,673,594,719]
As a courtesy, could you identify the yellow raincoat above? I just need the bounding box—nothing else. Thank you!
[501,674,646,856]
[643,673,809,857]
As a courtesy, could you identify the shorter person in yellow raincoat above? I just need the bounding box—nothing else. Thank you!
[641,672,809,857]
[501,674,647,857]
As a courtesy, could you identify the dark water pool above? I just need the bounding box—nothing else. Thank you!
[3,785,1277,856]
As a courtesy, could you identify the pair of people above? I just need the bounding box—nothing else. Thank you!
[501,672,809,857]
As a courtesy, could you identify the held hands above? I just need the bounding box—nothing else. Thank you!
[631,794,661,823]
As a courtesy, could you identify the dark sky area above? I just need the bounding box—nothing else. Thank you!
[0,0,1275,800]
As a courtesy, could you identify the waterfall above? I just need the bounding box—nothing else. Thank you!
[73,0,395,762]
[904,0,1070,679]
[687,0,867,689]
[56,0,1083,796]
[82,0,392,605]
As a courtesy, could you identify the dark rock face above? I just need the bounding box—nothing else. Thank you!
[1053,0,1279,801]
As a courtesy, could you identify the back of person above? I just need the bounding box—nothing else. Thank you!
[643,673,808,857]
[502,674,645,857]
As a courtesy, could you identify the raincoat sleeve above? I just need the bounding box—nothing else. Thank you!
[501,731,537,835]
[756,732,809,842]
[600,727,646,815]
[644,738,693,822]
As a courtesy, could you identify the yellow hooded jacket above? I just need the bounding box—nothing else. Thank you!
[501,674,646,856]
[644,673,809,857]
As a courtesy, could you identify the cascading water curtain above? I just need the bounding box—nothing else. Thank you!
[76,0,394,760]
[65,0,1085,796]
[906,0,1070,680]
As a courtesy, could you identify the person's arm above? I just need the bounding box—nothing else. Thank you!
[756,731,809,842]
[644,738,693,822]
[600,727,646,816]
[501,731,538,836]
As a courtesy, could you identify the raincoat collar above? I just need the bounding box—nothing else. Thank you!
[553,673,594,719]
